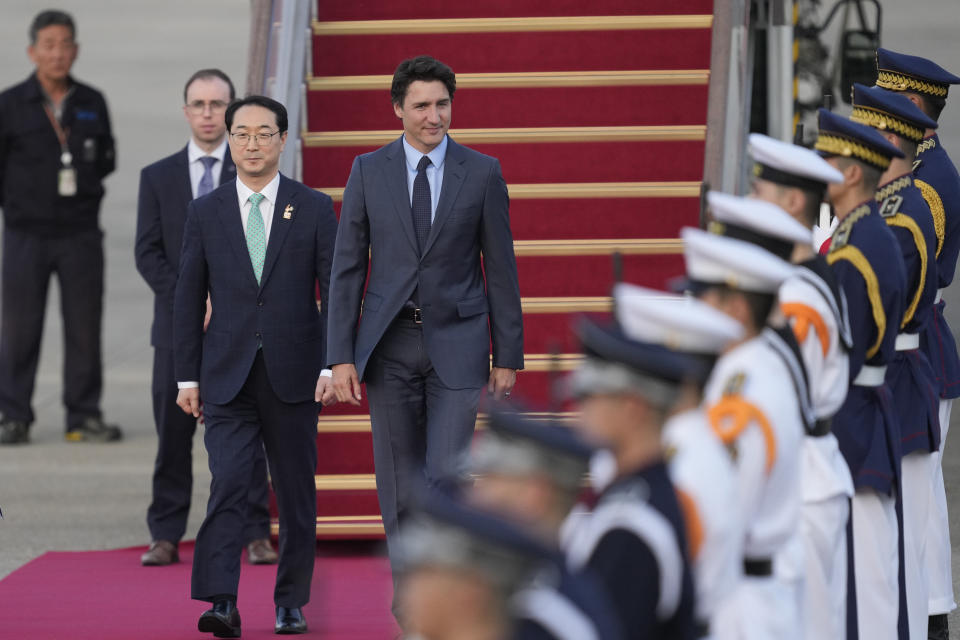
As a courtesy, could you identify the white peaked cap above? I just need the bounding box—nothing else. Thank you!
[707,190,812,245]
[613,283,744,354]
[748,133,844,184]
[681,227,796,293]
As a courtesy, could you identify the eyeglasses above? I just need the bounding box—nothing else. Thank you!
[185,100,229,114]
[229,131,281,146]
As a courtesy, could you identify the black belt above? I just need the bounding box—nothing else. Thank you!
[694,620,711,638]
[809,418,832,437]
[397,307,423,324]
[743,557,773,577]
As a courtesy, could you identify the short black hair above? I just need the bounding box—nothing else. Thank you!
[700,285,776,333]
[391,55,456,106]
[30,10,75,44]
[225,95,288,134]
[795,186,825,227]
[835,157,883,195]
[907,91,947,122]
[183,69,235,103]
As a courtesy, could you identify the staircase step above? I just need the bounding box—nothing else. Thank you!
[506,197,699,241]
[305,126,704,147]
[317,431,374,474]
[316,0,714,20]
[307,79,708,131]
[303,140,705,187]
[321,181,700,203]
[313,29,711,76]
[517,253,684,297]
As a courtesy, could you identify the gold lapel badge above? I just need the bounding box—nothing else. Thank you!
[283,204,294,220]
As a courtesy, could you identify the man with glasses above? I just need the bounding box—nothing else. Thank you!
[173,95,337,636]
[0,10,118,444]
[135,70,277,568]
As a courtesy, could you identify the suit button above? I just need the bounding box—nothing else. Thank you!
[257,300,263,307]
[255,332,261,338]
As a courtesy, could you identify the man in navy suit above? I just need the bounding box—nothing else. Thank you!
[135,70,275,568]
[174,95,337,637]
[326,55,524,608]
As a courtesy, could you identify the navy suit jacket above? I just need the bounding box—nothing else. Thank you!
[135,145,236,349]
[173,174,337,405]
[326,136,523,389]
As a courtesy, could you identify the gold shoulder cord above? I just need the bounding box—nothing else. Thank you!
[915,179,946,257]
[885,213,929,327]
[827,245,886,358]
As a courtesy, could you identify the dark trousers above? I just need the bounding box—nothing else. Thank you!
[191,351,318,607]
[146,346,271,544]
[365,318,482,573]
[0,228,103,430]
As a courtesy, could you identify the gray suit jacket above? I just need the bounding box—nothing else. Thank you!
[326,136,523,389]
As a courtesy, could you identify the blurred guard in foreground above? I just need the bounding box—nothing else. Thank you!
[567,315,697,639]
[613,283,742,640]
[0,10,119,444]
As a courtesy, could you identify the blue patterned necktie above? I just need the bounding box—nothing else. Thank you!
[412,155,432,253]
[197,156,217,197]
[246,192,267,284]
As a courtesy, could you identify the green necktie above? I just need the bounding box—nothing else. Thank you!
[247,192,266,284]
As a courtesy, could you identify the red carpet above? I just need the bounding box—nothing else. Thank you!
[0,542,399,639]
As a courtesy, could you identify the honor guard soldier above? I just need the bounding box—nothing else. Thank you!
[850,83,942,640]
[707,183,855,640]
[875,48,960,638]
[566,316,697,639]
[468,408,626,640]
[814,108,908,640]
[679,225,804,640]
[613,283,743,640]
[398,489,622,640]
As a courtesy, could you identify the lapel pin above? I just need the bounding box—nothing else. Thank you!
[283,204,293,220]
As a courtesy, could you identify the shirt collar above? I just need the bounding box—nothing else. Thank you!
[402,134,448,172]
[188,137,228,165]
[236,171,281,207]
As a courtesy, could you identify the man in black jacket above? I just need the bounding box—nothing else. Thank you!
[0,10,119,444]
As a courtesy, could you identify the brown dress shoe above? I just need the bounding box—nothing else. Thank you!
[246,538,278,565]
[141,540,178,566]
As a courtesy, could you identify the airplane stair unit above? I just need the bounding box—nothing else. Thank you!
[277,0,713,538]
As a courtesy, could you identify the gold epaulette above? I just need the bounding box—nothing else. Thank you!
[851,106,924,143]
[916,179,946,258]
[830,203,871,252]
[876,70,949,97]
[875,175,913,203]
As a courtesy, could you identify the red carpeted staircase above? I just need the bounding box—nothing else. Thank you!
[274,0,713,539]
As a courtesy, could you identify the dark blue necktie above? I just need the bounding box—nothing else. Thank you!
[197,156,217,198]
[412,155,432,253]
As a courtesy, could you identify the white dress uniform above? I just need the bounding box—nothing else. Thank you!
[682,227,804,640]
[614,283,744,639]
[712,168,857,640]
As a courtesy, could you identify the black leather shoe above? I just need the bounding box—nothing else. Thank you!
[0,419,29,445]
[275,606,307,634]
[198,599,241,638]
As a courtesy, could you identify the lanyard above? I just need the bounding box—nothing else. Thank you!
[43,102,72,167]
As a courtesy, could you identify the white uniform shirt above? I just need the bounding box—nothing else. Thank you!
[779,273,855,502]
[663,408,739,626]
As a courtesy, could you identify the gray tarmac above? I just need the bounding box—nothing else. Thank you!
[1,0,960,636]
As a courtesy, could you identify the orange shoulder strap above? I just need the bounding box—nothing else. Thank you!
[707,395,777,473]
[781,301,830,357]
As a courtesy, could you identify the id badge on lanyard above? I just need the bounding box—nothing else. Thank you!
[45,103,76,197]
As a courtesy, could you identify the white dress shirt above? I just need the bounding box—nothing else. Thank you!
[178,171,329,389]
[187,137,228,199]
[401,134,447,221]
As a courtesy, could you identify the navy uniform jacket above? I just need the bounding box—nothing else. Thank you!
[878,175,941,454]
[563,461,696,639]
[915,134,960,399]
[0,74,115,235]
[173,175,337,405]
[827,199,907,494]
[512,565,626,640]
[135,145,236,349]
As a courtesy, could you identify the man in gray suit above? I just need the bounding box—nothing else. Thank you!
[326,55,524,592]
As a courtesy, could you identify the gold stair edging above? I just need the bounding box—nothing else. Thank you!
[308,70,710,91]
[316,181,702,202]
[271,516,385,536]
[304,125,705,147]
[312,15,713,36]
[316,474,378,490]
[513,238,682,256]
[318,411,580,433]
